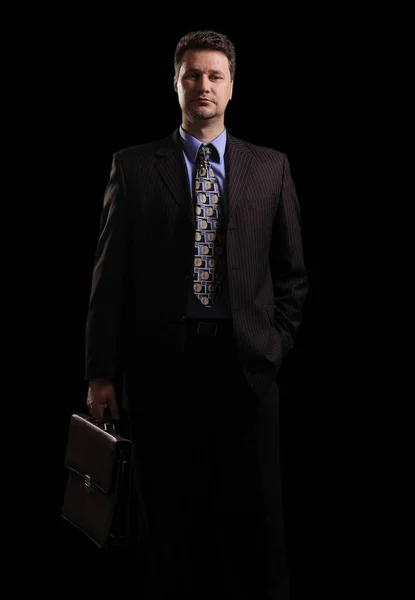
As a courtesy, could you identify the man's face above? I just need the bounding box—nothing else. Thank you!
[174,49,233,122]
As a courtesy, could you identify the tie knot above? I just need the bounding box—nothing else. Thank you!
[198,144,212,164]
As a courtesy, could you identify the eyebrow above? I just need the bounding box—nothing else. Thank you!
[185,68,225,76]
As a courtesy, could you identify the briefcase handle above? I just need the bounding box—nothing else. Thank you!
[86,415,116,431]
[88,403,128,432]
[95,419,115,432]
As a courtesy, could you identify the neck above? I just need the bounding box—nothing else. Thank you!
[181,119,225,144]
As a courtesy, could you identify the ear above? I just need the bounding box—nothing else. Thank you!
[173,76,178,93]
[229,80,234,100]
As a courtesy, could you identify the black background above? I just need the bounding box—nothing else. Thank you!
[23,13,337,595]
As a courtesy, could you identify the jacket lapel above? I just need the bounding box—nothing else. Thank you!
[225,136,252,223]
[152,131,252,227]
[154,133,195,226]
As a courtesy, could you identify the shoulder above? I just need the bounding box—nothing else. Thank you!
[226,134,297,184]
[110,130,181,170]
[115,133,178,161]
[226,133,288,166]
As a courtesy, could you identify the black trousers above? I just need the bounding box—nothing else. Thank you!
[125,319,290,599]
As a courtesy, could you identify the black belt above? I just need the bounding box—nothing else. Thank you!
[186,318,233,338]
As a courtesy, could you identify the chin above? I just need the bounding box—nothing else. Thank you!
[190,108,217,120]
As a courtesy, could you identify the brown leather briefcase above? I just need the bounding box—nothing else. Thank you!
[61,412,133,548]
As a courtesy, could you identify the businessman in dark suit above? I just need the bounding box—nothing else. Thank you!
[85,30,308,600]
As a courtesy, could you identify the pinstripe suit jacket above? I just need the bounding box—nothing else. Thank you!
[85,128,308,399]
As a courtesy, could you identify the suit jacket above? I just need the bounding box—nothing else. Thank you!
[85,128,308,400]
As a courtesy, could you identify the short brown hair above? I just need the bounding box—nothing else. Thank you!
[174,30,236,80]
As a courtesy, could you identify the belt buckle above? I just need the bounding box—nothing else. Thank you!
[197,321,217,337]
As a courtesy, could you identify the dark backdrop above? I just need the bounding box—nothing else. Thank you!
[31,15,327,594]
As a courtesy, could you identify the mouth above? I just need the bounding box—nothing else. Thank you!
[194,98,213,104]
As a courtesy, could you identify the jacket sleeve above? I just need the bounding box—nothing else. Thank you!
[269,152,309,357]
[85,152,130,381]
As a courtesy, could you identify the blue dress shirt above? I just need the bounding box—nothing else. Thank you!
[179,126,231,319]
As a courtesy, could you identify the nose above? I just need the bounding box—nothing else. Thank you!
[198,74,211,93]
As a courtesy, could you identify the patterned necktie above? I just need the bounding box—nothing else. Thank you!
[193,144,224,307]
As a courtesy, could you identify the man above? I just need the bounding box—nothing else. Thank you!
[86,29,308,600]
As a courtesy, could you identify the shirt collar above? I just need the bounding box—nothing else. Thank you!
[179,125,226,164]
